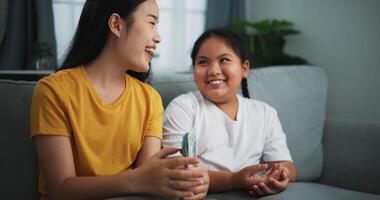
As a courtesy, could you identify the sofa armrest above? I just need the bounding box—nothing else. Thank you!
[318,117,380,195]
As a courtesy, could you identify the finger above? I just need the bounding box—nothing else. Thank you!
[269,176,289,190]
[184,191,207,200]
[167,189,194,199]
[252,184,264,196]
[167,157,200,169]
[245,164,268,176]
[281,167,290,180]
[169,179,204,190]
[267,169,281,180]
[157,147,181,158]
[259,182,276,194]
[168,169,205,180]
[184,185,208,200]
[268,163,280,170]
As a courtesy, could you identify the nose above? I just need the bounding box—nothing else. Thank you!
[153,30,161,44]
[208,62,221,76]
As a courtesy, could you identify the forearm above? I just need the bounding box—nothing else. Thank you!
[50,170,138,200]
[208,170,239,193]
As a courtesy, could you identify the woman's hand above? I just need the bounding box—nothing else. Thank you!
[129,147,205,199]
[183,166,209,200]
[250,164,290,196]
[231,164,269,190]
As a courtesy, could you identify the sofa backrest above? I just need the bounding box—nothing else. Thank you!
[0,66,327,198]
[0,79,39,199]
[152,66,328,181]
[247,66,327,181]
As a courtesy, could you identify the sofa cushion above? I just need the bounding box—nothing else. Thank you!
[0,79,39,199]
[260,182,380,200]
[204,182,380,200]
[247,66,327,181]
[151,72,196,108]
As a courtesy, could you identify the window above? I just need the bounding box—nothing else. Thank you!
[52,0,207,72]
[155,0,207,72]
[53,0,86,64]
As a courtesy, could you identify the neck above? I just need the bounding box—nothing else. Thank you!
[85,44,126,88]
[214,96,239,121]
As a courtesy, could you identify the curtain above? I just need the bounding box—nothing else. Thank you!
[0,0,57,70]
[205,0,246,30]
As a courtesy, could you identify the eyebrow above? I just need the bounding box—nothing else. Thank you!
[147,14,158,21]
[217,53,233,58]
[196,53,232,60]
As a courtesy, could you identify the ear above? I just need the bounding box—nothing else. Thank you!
[241,60,250,78]
[108,13,123,38]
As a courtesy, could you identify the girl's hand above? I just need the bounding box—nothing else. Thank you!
[231,164,269,190]
[250,165,290,196]
[183,166,209,200]
[131,147,205,199]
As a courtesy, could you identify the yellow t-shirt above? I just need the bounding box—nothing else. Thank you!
[30,66,163,198]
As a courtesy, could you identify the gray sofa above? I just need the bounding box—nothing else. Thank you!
[1,66,379,200]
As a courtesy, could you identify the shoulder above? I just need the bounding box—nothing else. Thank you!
[37,67,80,91]
[127,75,162,102]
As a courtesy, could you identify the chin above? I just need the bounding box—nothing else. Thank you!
[131,63,150,73]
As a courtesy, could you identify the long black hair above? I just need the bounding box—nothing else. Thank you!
[59,0,150,82]
[191,28,251,98]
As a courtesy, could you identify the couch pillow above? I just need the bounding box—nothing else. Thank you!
[247,66,327,181]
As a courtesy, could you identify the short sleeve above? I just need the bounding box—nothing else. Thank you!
[145,89,164,140]
[162,95,195,148]
[30,78,71,138]
[262,107,293,162]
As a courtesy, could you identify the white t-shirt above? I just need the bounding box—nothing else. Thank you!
[163,91,292,172]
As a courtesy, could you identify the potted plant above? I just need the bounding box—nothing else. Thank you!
[229,19,309,68]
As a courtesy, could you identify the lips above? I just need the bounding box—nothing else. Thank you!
[144,47,155,61]
[207,79,225,85]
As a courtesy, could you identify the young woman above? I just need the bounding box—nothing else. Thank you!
[163,28,296,196]
[30,1,208,199]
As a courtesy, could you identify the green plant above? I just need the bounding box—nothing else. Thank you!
[229,19,308,68]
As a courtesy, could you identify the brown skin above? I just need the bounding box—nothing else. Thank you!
[34,1,209,199]
[208,161,296,196]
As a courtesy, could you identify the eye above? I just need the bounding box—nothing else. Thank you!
[220,58,230,63]
[197,59,207,65]
[149,21,156,27]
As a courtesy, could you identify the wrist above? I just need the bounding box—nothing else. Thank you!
[230,171,242,190]
[118,168,142,195]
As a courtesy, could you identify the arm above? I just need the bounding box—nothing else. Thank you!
[35,136,204,200]
[35,136,131,200]
[134,136,161,167]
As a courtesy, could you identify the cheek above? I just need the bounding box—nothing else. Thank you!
[193,68,205,84]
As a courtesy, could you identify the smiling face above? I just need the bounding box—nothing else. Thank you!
[112,0,160,72]
[194,37,249,104]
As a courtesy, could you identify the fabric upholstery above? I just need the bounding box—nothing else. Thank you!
[0,79,39,199]
[320,117,380,195]
[247,66,327,181]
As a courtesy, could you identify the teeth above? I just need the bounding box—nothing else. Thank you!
[208,80,224,84]
[145,48,154,53]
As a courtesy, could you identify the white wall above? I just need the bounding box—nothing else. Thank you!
[246,0,380,121]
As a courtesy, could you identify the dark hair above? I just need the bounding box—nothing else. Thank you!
[59,0,150,82]
[191,28,251,98]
